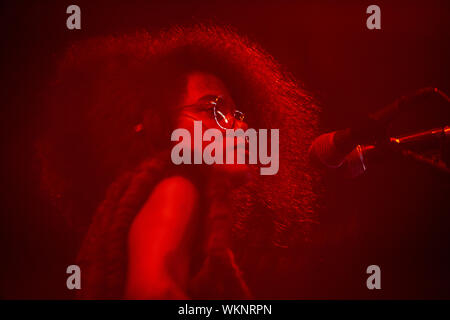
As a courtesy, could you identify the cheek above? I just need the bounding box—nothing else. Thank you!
[177,113,217,129]
[173,115,250,173]
[215,162,251,176]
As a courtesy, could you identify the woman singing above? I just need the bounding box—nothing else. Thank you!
[37,24,320,299]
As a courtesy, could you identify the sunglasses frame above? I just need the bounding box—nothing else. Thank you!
[208,96,245,130]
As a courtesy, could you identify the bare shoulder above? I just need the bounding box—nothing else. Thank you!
[137,175,200,217]
[126,175,200,298]
[152,175,199,200]
[129,175,200,237]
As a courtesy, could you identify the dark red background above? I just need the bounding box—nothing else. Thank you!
[1,0,449,298]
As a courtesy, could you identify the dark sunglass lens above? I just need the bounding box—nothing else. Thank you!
[234,111,245,121]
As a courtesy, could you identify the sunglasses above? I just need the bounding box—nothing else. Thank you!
[183,95,245,130]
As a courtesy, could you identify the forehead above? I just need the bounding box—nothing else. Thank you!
[181,72,232,106]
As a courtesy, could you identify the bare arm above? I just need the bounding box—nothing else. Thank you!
[124,176,199,299]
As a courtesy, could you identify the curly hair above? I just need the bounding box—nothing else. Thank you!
[36,24,321,298]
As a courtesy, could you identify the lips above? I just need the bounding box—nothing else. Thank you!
[226,141,247,153]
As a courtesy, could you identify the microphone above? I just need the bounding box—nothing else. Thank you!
[308,130,375,178]
[310,126,450,178]
[309,87,450,177]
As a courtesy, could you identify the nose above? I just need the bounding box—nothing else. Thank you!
[233,118,248,131]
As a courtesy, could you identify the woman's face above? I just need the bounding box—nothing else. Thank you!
[176,72,250,175]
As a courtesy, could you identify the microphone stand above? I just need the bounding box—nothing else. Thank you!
[388,125,450,175]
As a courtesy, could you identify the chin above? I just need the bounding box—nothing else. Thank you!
[217,163,251,175]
